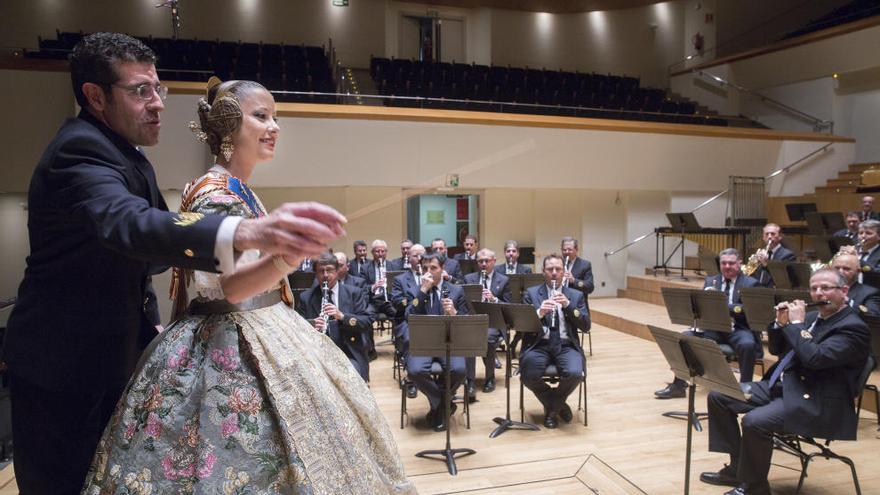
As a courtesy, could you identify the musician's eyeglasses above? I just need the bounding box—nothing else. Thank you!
[809,285,841,293]
[112,82,168,102]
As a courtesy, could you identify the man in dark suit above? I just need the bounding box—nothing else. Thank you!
[751,223,797,288]
[334,251,367,291]
[832,253,880,317]
[349,239,369,278]
[462,248,512,396]
[298,253,374,381]
[560,236,594,302]
[388,238,413,271]
[699,269,870,495]
[453,234,479,261]
[832,211,860,242]
[856,219,880,272]
[655,248,763,399]
[2,33,345,495]
[391,243,425,399]
[431,237,463,282]
[496,239,532,275]
[521,254,590,429]
[405,252,470,431]
[860,195,880,221]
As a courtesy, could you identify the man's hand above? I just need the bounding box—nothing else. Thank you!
[539,299,557,317]
[322,302,343,321]
[481,288,496,302]
[314,317,327,332]
[550,291,570,308]
[442,270,451,281]
[442,297,457,316]
[775,299,806,326]
[563,271,574,282]
[233,202,346,262]
[419,273,435,293]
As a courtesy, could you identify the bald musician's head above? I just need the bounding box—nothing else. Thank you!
[832,253,860,287]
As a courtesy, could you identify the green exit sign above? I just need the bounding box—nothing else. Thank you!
[332,0,348,6]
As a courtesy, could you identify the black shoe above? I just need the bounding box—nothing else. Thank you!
[466,381,477,403]
[431,409,447,432]
[700,464,739,487]
[723,482,771,495]
[495,358,502,369]
[654,382,686,399]
[543,414,558,429]
[482,379,496,393]
[368,349,378,361]
[405,382,418,399]
[559,403,573,423]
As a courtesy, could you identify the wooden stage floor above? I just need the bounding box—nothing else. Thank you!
[2,319,879,494]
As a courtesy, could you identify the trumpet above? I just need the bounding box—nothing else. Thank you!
[743,239,772,276]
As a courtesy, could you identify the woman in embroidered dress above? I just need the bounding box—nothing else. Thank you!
[82,79,416,495]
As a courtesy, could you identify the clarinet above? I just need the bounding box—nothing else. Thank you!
[563,256,571,287]
[479,269,489,302]
[320,281,331,333]
[549,279,558,328]
[505,255,514,275]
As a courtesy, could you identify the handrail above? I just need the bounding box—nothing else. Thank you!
[269,89,754,124]
[604,141,834,257]
[693,70,833,133]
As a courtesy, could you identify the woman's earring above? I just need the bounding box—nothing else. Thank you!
[220,135,235,161]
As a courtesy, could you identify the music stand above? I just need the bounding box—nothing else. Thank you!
[409,314,488,475]
[809,235,854,262]
[666,212,701,280]
[739,288,811,331]
[461,284,483,314]
[698,247,720,276]
[766,260,793,290]
[864,270,880,290]
[787,263,813,290]
[786,202,817,222]
[805,212,846,235]
[458,259,478,276]
[649,325,748,495]
[288,270,316,290]
[506,273,545,303]
[659,287,732,423]
[470,302,541,438]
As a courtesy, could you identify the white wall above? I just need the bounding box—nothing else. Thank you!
[838,88,880,163]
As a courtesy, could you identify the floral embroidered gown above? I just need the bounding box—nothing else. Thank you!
[82,168,416,495]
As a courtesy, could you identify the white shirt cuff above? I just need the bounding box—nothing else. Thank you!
[214,216,242,274]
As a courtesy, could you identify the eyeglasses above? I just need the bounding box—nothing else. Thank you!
[112,82,168,102]
[809,285,841,293]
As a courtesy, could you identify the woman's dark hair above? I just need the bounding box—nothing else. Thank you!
[69,32,156,108]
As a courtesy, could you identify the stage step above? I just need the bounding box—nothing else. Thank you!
[815,185,859,194]
[826,178,860,187]
[849,162,880,173]
[619,274,703,305]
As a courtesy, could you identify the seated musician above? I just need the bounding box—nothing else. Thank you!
[855,219,880,272]
[405,252,470,432]
[751,223,796,288]
[388,238,413,271]
[521,254,590,429]
[496,240,532,275]
[431,237,463,282]
[349,239,369,278]
[333,251,367,289]
[699,268,870,495]
[831,253,880,316]
[462,248,512,397]
[560,236,595,301]
[391,243,426,398]
[861,195,880,221]
[297,253,375,382]
[832,211,860,242]
[454,234,479,261]
[655,248,763,399]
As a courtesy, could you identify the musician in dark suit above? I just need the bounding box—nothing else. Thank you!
[832,211,860,242]
[431,237,463,282]
[405,253,470,431]
[388,238,413,271]
[453,234,478,261]
[655,248,763,399]
[391,244,425,399]
[496,239,532,275]
[699,269,870,495]
[463,248,512,396]
[521,254,590,429]
[560,236,594,301]
[832,253,880,317]
[860,195,880,221]
[855,219,880,272]
[2,33,345,495]
[298,253,374,381]
[333,251,367,291]
[349,239,369,278]
[751,223,797,288]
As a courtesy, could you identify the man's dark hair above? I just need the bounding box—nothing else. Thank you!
[69,32,157,108]
[353,240,367,250]
[464,234,477,242]
[542,253,564,269]
[314,252,339,270]
[560,236,578,249]
[421,252,443,266]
